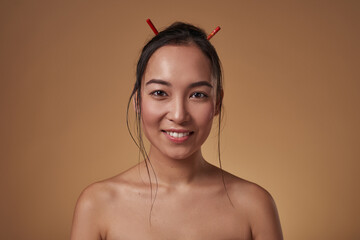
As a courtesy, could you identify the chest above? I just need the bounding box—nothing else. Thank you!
[103,194,252,240]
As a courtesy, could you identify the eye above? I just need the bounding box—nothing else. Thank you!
[190,92,208,99]
[150,90,167,97]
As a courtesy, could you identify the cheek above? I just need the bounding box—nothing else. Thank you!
[141,100,163,131]
[193,103,215,128]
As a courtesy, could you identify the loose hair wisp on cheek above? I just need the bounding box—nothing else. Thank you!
[126,20,231,223]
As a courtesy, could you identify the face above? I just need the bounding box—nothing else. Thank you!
[140,44,217,160]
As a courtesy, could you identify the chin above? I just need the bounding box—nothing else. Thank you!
[162,148,200,161]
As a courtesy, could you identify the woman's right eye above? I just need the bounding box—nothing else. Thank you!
[150,90,167,97]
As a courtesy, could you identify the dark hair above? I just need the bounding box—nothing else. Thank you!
[126,22,227,209]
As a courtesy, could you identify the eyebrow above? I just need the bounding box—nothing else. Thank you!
[145,79,213,88]
[145,79,171,86]
[189,81,213,89]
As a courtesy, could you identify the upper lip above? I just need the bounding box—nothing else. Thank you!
[162,129,193,133]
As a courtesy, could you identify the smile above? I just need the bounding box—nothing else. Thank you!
[166,131,190,138]
[161,130,194,143]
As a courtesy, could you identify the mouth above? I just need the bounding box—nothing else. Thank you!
[161,130,194,142]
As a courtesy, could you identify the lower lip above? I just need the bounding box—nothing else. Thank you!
[163,132,191,143]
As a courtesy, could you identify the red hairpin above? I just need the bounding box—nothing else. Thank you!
[146,19,158,35]
[146,19,221,40]
[207,26,221,40]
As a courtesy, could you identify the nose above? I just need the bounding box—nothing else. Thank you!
[167,97,189,124]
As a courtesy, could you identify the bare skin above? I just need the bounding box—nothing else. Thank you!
[70,45,283,240]
[71,160,282,240]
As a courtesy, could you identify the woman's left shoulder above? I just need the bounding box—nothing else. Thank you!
[227,175,275,208]
[224,173,283,239]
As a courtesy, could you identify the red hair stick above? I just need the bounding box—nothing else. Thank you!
[207,26,221,40]
[146,19,158,35]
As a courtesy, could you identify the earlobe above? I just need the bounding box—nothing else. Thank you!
[133,94,140,113]
[132,97,136,112]
[215,89,224,116]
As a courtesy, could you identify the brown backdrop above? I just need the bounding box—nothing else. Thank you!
[1,1,359,239]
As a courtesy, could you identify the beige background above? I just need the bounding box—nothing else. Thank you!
[1,0,359,239]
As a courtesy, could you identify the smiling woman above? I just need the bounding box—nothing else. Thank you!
[70,22,283,240]
[141,45,215,160]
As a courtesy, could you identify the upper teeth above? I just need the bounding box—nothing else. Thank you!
[166,131,190,138]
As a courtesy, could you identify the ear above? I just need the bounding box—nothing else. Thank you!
[133,93,140,113]
[215,89,224,116]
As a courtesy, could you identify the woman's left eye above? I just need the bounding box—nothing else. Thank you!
[190,92,208,99]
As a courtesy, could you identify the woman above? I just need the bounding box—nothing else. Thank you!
[70,22,283,240]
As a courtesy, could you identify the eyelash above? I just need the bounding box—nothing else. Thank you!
[149,90,208,99]
[150,90,168,97]
[190,92,208,99]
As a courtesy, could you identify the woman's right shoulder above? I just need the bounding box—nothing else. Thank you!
[76,170,137,208]
[73,180,117,223]
[76,180,115,208]
[71,171,138,239]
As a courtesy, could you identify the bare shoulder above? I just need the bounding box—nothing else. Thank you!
[225,173,275,210]
[75,178,119,212]
[223,172,283,240]
[74,166,143,211]
[71,167,140,240]
[70,180,117,240]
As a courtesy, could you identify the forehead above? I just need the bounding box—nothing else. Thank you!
[143,45,212,84]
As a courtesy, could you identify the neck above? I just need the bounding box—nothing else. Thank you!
[141,146,208,188]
